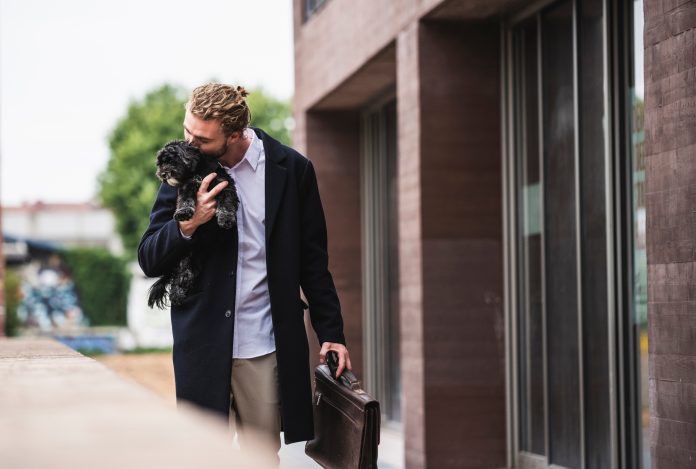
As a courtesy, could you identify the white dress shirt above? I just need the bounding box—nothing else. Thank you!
[180,128,275,359]
[226,128,275,358]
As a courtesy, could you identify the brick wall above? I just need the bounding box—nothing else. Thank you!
[302,111,364,376]
[645,1,696,467]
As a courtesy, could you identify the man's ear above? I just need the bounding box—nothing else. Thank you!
[227,131,241,144]
[227,130,244,143]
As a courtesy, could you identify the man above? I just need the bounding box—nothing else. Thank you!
[138,83,351,462]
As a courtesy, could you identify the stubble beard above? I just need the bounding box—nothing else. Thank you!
[202,140,228,160]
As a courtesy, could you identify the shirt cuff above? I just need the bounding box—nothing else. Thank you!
[179,227,193,240]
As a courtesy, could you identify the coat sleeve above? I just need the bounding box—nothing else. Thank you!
[137,182,196,278]
[299,159,346,346]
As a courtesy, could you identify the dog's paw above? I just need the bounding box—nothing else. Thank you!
[174,207,194,221]
[217,212,236,229]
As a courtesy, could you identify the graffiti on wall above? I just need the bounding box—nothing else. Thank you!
[17,256,88,332]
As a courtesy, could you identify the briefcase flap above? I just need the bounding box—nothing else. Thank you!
[315,365,379,411]
[306,364,381,469]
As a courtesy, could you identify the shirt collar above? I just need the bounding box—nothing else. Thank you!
[231,127,263,172]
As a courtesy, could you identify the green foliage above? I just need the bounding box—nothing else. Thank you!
[246,88,293,146]
[98,84,188,257]
[99,83,293,257]
[3,267,22,337]
[60,247,131,326]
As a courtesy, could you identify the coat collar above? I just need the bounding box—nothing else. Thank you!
[250,127,286,163]
[251,127,286,243]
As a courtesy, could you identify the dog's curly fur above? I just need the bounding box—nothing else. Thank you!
[147,140,239,309]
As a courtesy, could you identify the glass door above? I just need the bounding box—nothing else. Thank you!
[508,0,616,467]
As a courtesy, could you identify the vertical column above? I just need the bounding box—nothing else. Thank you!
[398,20,506,468]
[644,1,696,467]
[417,22,505,468]
[397,21,427,469]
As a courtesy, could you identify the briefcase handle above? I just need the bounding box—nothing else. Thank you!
[326,351,363,391]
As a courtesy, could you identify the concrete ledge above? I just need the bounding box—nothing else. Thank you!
[0,337,267,468]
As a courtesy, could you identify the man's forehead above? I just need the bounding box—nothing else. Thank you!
[183,111,222,138]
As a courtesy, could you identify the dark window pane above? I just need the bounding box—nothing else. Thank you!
[304,0,329,21]
[385,100,401,422]
[514,16,546,456]
[542,1,581,467]
[362,99,401,423]
[578,0,612,467]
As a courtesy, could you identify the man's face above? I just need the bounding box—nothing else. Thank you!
[183,110,230,159]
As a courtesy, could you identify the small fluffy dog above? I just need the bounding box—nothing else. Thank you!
[147,140,239,309]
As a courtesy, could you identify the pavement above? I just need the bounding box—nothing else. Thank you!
[279,425,404,468]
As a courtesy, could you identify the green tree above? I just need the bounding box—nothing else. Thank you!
[99,84,293,257]
[61,247,131,326]
[3,268,22,337]
[246,87,293,146]
[99,84,187,257]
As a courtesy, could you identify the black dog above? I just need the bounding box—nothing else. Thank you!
[147,140,239,309]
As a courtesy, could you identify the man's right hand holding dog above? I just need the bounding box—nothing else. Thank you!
[178,172,229,237]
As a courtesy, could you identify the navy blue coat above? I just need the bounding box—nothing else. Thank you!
[137,128,345,443]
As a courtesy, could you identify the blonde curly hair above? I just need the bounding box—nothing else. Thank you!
[186,83,251,136]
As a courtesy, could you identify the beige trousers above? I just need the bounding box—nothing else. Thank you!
[228,351,281,465]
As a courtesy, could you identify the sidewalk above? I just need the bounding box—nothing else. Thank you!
[279,425,404,468]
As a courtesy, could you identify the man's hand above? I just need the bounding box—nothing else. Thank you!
[179,172,229,237]
[319,342,352,378]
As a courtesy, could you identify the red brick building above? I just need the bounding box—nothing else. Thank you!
[293,0,694,468]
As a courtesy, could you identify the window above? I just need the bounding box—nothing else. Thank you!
[361,97,401,423]
[304,0,330,22]
[510,0,616,467]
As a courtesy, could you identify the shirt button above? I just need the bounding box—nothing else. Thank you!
[225,310,232,318]
[229,271,235,277]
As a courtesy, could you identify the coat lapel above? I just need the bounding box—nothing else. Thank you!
[254,128,286,243]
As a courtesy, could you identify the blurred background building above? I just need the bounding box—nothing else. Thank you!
[293,0,691,468]
[3,201,123,257]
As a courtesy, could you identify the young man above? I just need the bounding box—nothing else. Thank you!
[138,83,351,462]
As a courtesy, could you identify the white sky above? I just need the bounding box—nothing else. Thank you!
[634,0,644,99]
[0,0,294,205]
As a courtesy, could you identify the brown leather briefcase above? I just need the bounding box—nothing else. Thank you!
[305,352,380,468]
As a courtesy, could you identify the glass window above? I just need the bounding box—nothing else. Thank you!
[630,0,648,467]
[514,16,545,456]
[304,0,330,22]
[362,98,401,423]
[512,0,616,467]
[540,3,581,467]
[578,0,612,467]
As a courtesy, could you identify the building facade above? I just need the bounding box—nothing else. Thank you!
[293,0,694,468]
[2,201,123,256]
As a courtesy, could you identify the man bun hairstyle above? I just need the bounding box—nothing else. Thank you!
[186,83,251,136]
